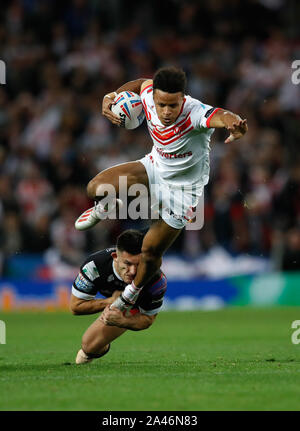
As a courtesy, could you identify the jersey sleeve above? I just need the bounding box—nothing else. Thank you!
[138,273,167,316]
[72,259,100,300]
[190,98,220,130]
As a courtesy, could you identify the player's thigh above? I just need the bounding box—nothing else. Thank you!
[82,316,127,350]
[142,219,182,257]
[88,161,149,196]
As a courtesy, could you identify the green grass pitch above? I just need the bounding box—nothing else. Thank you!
[0,307,299,411]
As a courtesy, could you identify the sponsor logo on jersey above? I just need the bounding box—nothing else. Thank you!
[75,272,94,291]
[155,147,192,159]
[204,107,216,118]
[82,261,100,281]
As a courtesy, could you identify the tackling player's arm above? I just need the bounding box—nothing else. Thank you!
[100,306,157,331]
[102,79,152,126]
[70,291,122,315]
[100,270,166,330]
[208,108,248,143]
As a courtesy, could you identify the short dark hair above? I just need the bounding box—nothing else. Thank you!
[116,229,144,255]
[153,67,186,94]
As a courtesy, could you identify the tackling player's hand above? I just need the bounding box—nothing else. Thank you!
[225,118,248,144]
[102,95,122,126]
[100,305,124,327]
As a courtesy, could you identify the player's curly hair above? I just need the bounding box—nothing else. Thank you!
[153,66,186,94]
[116,229,145,255]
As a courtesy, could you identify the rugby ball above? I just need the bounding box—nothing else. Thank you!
[111,91,145,130]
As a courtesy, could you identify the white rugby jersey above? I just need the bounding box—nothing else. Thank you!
[140,84,220,189]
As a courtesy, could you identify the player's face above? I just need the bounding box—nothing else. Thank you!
[114,251,140,284]
[153,89,184,126]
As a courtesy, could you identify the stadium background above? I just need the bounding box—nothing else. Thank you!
[0,0,300,309]
[1,0,300,414]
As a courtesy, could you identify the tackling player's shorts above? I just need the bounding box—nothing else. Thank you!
[140,153,203,229]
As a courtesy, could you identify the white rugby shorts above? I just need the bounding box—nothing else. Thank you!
[140,153,203,229]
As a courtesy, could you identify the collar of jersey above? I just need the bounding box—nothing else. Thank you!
[112,261,123,281]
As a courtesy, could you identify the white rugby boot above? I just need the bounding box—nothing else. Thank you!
[75,345,111,365]
[75,349,94,364]
[75,198,123,231]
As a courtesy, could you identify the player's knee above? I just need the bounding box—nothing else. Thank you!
[70,304,79,315]
[81,337,95,355]
[82,338,108,356]
[87,178,98,198]
[82,331,105,353]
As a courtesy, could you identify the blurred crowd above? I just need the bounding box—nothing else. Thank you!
[0,0,300,276]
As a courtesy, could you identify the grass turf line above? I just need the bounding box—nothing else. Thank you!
[0,307,299,411]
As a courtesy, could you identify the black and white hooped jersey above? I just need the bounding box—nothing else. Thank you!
[72,248,167,316]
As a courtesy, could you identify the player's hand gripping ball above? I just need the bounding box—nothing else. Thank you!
[111,91,145,129]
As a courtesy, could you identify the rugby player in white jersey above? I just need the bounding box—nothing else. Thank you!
[75,67,248,311]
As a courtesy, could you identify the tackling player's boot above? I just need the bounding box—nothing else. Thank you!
[75,345,111,365]
[75,198,123,231]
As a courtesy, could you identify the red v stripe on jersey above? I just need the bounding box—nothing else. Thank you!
[142,99,150,121]
[177,97,186,118]
[149,124,194,146]
[151,116,192,141]
[153,112,190,136]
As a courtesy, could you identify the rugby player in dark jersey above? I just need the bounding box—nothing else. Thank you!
[70,229,167,364]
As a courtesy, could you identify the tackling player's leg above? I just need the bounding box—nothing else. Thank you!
[76,315,127,364]
[75,161,149,231]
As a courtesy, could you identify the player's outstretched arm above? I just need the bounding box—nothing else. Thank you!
[70,291,122,315]
[209,108,248,143]
[100,305,156,331]
[102,78,149,126]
